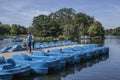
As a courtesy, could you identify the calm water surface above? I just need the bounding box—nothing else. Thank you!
[1,36,120,80]
[0,38,23,48]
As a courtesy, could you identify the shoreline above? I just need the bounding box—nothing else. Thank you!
[0,44,82,59]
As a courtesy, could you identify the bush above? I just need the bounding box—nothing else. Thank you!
[59,35,68,40]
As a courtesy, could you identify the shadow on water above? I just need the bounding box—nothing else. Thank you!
[13,54,109,80]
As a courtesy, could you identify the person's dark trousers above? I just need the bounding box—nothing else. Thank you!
[32,42,35,50]
[28,42,32,53]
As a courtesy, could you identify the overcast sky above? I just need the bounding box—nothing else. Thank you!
[0,0,120,29]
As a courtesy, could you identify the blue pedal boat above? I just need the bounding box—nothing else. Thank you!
[87,44,109,55]
[73,46,94,60]
[48,42,55,47]
[65,41,73,45]
[73,44,103,59]
[75,44,109,58]
[62,48,82,63]
[30,51,61,69]
[97,46,109,55]
[0,46,11,53]
[8,45,25,53]
[40,42,49,48]
[0,56,31,80]
[54,41,62,46]
[47,49,74,66]
[80,44,104,57]
[34,43,41,49]
[11,53,60,74]
[63,47,87,61]
[11,37,23,42]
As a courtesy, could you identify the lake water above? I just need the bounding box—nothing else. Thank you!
[0,38,23,49]
[1,36,120,80]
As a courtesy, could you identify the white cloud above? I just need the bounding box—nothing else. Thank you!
[0,0,120,28]
[0,0,28,12]
[20,10,50,20]
[0,1,51,27]
[0,10,50,27]
[18,10,50,27]
[0,16,9,23]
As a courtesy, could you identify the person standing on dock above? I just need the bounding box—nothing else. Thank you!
[32,36,35,50]
[27,32,33,54]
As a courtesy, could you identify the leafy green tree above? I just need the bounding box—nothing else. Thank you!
[10,24,20,35]
[50,8,75,26]
[49,8,76,36]
[105,29,113,35]
[0,21,27,36]
[0,22,2,26]
[0,22,10,36]
[115,27,120,35]
[30,8,105,40]
[32,14,52,36]
[74,13,94,36]
[32,13,62,37]
[2,24,11,35]
[0,22,3,35]
[88,21,104,37]
[17,25,27,34]
[62,24,75,39]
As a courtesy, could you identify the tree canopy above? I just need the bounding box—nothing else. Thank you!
[0,8,106,40]
[88,21,104,37]
[105,27,120,35]
[31,8,103,40]
[0,21,27,36]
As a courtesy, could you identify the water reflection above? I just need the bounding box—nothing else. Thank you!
[13,54,109,80]
[80,39,90,44]
[79,38,104,45]
[74,55,109,72]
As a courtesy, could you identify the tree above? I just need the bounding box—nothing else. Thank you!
[18,25,27,34]
[50,8,75,26]
[62,24,76,39]
[88,21,105,37]
[32,15,48,36]
[0,22,3,35]
[115,27,120,35]
[49,8,76,36]
[2,24,11,35]
[0,22,11,36]
[31,8,104,40]
[74,13,94,36]
[32,14,60,37]
[10,24,21,35]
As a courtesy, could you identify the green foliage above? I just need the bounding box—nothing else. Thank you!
[10,24,27,36]
[32,14,61,37]
[0,22,11,36]
[59,35,68,40]
[105,27,120,35]
[88,21,105,37]
[0,21,27,36]
[62,24,76,39]
[31,8,96,40]
[0,8,106,40]
[74,13,94,36]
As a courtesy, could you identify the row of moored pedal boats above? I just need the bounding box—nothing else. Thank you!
[0,44,109,80]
